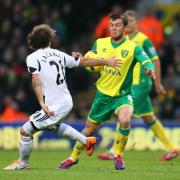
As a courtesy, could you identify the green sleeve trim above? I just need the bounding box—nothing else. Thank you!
[143,39,159,60]
[142,61,155,72]
[142,60,151,65]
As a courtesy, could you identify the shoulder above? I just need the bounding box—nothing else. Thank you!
[96,37,111,43]
[50,48,62,54]
[27,50,39,58]
[51,48,67,57]
[51,48,60,53]
[125,38,137,48]
[26,50,39,62]
[137,32,149,41]
[134,44,143,51]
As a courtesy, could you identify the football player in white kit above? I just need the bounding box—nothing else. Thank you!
[4,24,120,170]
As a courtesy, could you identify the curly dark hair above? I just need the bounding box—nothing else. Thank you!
[27,24,55,50]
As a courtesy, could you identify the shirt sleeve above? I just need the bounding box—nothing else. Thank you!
[134,45,154,72]
[143,38,159,61]
[26,56,40,75]
[64,53,80,68]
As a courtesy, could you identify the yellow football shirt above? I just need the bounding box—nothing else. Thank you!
[126,32,159,85]
[91,37,153,96]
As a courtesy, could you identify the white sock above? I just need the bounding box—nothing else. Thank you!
[19,136,33,164]
[57,123,87,145]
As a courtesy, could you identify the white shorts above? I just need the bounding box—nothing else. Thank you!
[29,104,72,130]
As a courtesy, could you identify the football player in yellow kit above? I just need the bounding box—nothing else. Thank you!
[97,10,179,161]
[59,13,155,170]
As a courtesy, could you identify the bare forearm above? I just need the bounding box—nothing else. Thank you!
[32,77,44,106]
[153,60,161,85]
[80,57,107,67]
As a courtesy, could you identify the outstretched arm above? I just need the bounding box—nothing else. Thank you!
[153,60,166,94]
[143,39,166,94]
[134,45,155,79]
[73,52,122,68]
[80,56,121,67]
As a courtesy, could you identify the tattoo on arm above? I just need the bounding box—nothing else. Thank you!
[32,81,41,89]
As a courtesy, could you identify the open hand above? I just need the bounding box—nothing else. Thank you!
[40,103,54,116]
[72,51,83,58]
[107,57,122,67]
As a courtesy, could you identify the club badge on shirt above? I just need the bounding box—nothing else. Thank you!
[121,50,129,58]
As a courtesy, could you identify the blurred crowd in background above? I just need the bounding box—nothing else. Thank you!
[0,0,180,122]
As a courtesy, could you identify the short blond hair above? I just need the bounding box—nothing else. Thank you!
[124,10,137,19]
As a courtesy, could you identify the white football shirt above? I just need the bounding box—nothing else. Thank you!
[26,47,80,110]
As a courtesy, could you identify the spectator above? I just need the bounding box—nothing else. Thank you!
[1,95,28,122]
[0,1,179,121]
[171,13,180,47]
[138,8,164,49]
[163,65,180,91]
[94,5,123,39]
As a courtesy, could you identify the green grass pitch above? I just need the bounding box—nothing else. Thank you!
[0,150,180,180]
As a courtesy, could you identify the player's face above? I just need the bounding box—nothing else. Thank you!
[109,18,125,40]
[125,15,137,33]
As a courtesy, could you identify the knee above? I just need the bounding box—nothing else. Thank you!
[20,128,30,137]
[119,116,131,128]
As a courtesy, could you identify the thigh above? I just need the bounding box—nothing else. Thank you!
[29,108,70,130]
[133,86,153,116]
[133,89,154,117]
[88,91,114,123]
[113,94,134,114]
